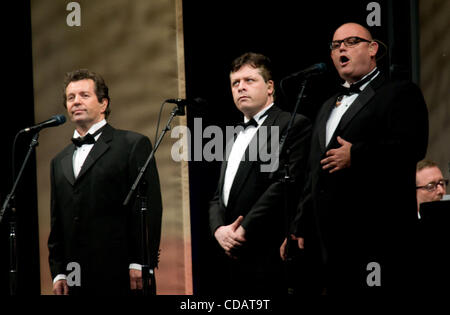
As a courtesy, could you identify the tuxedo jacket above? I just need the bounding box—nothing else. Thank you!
[48,124,162,295]
[294,73,428,290]
[209,105,311,272]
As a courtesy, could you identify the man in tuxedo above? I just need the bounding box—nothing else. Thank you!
[291,23,429,293]
[48,69,162,295]
[209,52,311,294]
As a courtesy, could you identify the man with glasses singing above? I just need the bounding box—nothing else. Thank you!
[291,22,429,293]
[416,160,448,217]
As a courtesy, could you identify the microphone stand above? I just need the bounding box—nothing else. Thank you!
[278,78,308,295]
[123,104,184,295]
[1,132,40,295]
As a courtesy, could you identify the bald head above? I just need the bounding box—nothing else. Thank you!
[334,23,373,41]
[331,23,378,83]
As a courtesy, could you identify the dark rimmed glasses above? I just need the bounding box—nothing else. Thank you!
[330,36,372,50]
[416,179,449,192]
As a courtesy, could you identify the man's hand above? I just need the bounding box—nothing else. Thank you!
[226,224,247,258]
[321,136,352,173]
[235,225,246,241]
[130,269,143,290]
[280,235,305,261]
[53,279,69,295]
[130,269,153,291]
[214,216,246,254]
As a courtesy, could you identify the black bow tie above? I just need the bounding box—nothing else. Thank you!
[71,133,96,147]
[237,118,258,129]
[338,70,379,96]
[339,84,362,96]
[237,110,270,129]
[71,125,105,147]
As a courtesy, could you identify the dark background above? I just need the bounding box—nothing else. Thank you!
[0,0,40,295]
[0,0,418,295]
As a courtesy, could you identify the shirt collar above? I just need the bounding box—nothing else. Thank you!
[73,119,107,138]
[244,102,274,124]
[343,67,379,89]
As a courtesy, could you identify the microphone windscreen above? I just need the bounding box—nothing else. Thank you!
[315,62,327,74]
[53,114,67,125]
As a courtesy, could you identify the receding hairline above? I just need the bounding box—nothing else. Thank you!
[417,159,440,172]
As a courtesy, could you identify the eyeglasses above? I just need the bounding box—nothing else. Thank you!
[416,179,449,192]
[330,36,372,50]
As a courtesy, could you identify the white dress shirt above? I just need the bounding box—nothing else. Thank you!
[222,103,273,207]
[326,68,379,146]
[72,119,107,178]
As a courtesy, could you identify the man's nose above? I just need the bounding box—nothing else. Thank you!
[436,183,446,195]
[238,81,246,91]
[339,42,347,51]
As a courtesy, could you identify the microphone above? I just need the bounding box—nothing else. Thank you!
[166,98,207,106]
[165,98,190,105]
[20,114,66,133]
[283,62,327,80]
[165,97,207,116]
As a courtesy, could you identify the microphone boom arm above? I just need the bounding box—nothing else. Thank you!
[123,104,183,296]
[0,131,40,295]
[1,132,39,224]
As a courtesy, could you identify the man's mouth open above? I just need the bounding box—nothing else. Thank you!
[340,55,350,66]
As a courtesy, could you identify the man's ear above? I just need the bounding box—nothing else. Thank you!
[100,98,108,114]
[369,41,379,58]
[267,80,274,96]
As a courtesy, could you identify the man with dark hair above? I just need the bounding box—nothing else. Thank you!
[62,69,112,118]
[48,69,162,295]
[291,23,429,293]
[209,52,311,294]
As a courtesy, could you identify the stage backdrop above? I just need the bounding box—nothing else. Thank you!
[31,0,192,294]
[419,0,450,173]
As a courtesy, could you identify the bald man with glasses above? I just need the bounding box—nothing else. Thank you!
[291,22,429,294]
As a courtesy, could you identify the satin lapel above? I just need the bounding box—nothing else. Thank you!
[334,85,375,135]
[219,133,236,195]
[325,74,385,150]
[253,105,279,157]
[226,106,280,206]
[218,160,227,205]
[75,124,113,182]
[61,146,76,186]
[317,95,338,153]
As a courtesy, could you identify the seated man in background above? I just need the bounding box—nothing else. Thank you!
[416,159,448,218]
[415,160,450,292]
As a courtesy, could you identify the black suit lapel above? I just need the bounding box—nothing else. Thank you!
[61,146,76,186]
[334,85,376,135]
[217,160,228,206]
[255,105,279,156]
[226,106,281,207]
[324,73,386,151]
[76,124,113,182]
